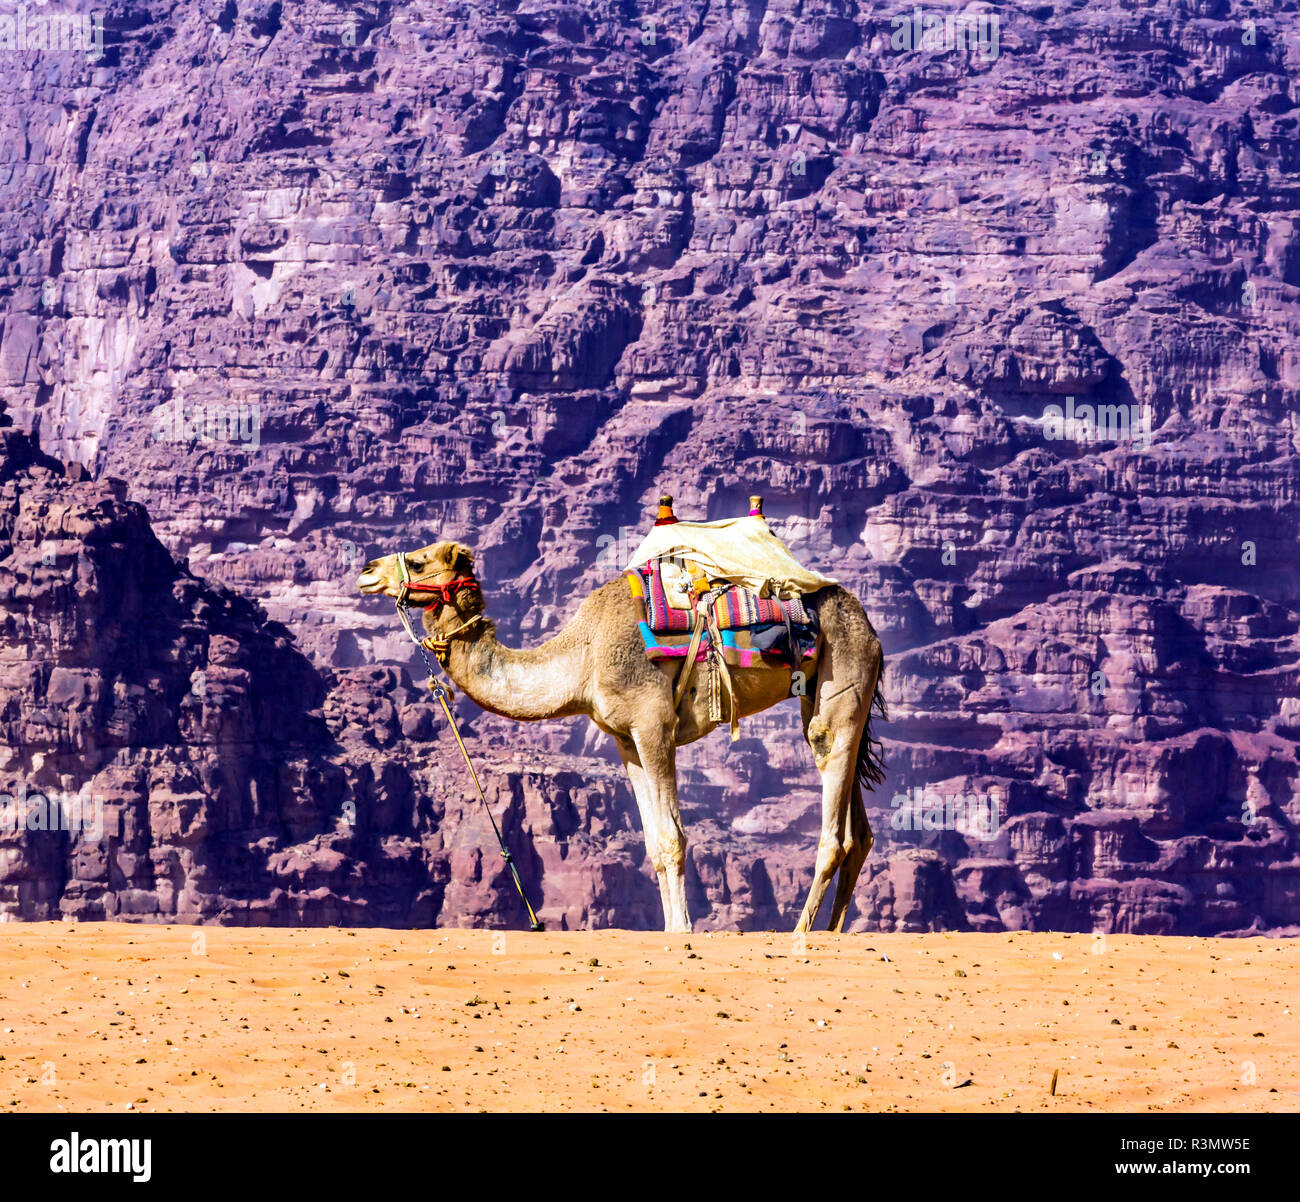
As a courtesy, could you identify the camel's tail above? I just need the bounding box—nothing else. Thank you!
[855,659,888,794]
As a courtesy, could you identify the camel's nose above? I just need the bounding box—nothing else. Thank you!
[357,560,383,591]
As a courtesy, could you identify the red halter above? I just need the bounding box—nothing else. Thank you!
[416,576,479,612]
[395,552,480,612]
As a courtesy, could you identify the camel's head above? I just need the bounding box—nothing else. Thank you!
[356,540,485,628]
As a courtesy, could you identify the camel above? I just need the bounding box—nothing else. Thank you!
[357,536,885,933]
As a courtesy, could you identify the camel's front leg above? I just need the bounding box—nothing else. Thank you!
[616,740,674,926]
[616,732,691,933]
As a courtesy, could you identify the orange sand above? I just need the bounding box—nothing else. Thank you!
[0,925,1294,1112]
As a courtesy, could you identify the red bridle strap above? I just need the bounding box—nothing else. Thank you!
[395,550,481,611]
[415,576,479,611]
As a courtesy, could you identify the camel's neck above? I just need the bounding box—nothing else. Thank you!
[438,618,586,722]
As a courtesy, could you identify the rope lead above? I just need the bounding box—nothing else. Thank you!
[395,595,544,932]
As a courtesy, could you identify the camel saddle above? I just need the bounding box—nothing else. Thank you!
[622,496,830,739]
[624,559,819,741]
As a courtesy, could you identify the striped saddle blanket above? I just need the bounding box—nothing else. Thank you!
[625,558,817,667]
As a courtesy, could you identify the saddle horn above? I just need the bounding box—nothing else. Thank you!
[654,494,678,526]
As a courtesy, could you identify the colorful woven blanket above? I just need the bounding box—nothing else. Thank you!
[714,584,810,630]
[635,559,811,631]
[626,562,817,667]
[638,556,695,632]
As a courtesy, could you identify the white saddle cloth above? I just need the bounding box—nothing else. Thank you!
[624,514,836,599]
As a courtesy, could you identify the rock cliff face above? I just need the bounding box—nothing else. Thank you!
[0,417,684,928]
[1,0,1298,931]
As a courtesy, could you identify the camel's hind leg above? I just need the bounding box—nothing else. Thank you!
[794,685,865,933]
[827,787,874,932]
[795,594,884,933]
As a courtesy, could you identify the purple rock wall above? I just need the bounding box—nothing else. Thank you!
[0,0,1297,932]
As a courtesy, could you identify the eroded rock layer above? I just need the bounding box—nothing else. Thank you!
[1,0,1298,931]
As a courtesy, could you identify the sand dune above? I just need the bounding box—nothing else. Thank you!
[0,925,1294,1112]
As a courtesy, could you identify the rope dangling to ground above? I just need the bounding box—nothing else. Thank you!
[394,599,544,932]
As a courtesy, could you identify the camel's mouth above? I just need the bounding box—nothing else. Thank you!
[356,571,385,594]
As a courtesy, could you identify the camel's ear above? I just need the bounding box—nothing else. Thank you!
[447,542,476,576]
